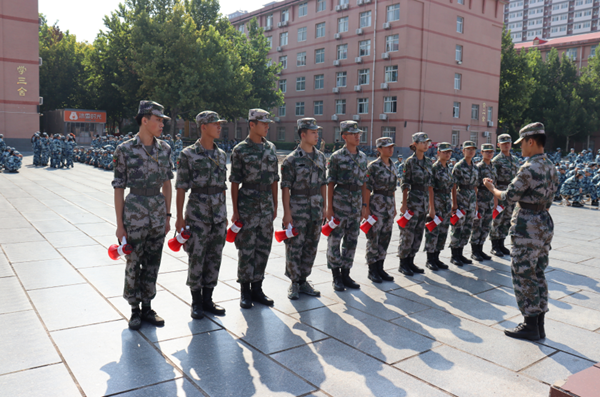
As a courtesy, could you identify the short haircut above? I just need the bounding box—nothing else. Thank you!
[248,120,257,129]
[135,114,151,126]
[525,134,546,148]
[297,128,308,138]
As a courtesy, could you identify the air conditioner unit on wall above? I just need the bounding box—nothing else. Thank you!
[353,115,361,121]
[383,22,391,29]
[354,85,362,92]
[380,82,389,90]
[277,46,282,52]
[264,25,272,31]
[335,33,342,39]
[342,3,349,9]
[487,121,494,127]
[355,56,362,63]
[356,28,363,35]
[358,0,364,5]
[39,57,43,66]
[379,114,388,120]
[331,114,339,121]
[382,52,390,59]
[333,60,340,66]
[335,5,342,11]
[39,97,43,105]
[274,117,280,122]
[333,87,340,93]
[482,131,490,137]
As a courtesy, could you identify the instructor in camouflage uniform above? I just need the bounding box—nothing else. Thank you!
[230,109,279,309]
[113,100,173,330]
[281,118,327,300]
[483,122,558,341]
[469,143,497,261]
[175,111,228,320]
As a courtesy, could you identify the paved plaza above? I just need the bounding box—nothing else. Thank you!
[1,155,600,397]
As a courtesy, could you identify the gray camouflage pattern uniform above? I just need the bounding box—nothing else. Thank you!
[424,159,453,253]
[470,154,497,245]
[450,155,479,248]
[490,147,520,240]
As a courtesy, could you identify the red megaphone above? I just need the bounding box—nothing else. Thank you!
[226,221,243,243]
[168,226,191,252]
[426,215,443,232]
[492,205,505,219]
[108,237,132,260]
[476,211,482,220]
[450,209,465,225]
[275,224,298,243]
[322,217,340,236]
[360,215,378,234]
[397,210,414,228]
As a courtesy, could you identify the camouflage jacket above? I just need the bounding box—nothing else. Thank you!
[176,140,227,224]
[475,160,497,202]
[51,140,62,154]
[366,158,397,217]
[452,158,479,207]
[229,137,280,217]
[431,160,453,214]
[175,140,183,151]
[501,153,558,239]
[281,146,327,222]
[492,152,519,187]
[401,153,433,208]
[327,145,368,217]
[560,175,580,195]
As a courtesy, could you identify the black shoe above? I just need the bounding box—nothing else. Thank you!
[457,247,473,264]
[408,256,425,274]
[434,252,449,269]
[141,306,165,326]
[341,268,360,289]
[251,280,274,306]
[331,267,346,291]
[129,307,142,330]
[592,200,599,207]
[240,282,253,309]
[450,248,464,267]
[470,244,484,262]
[399,258,414,276]
[491,240,504,257]
[504,316,540,341]
[202,287,225,315]
[499,239,511,256]
[538,312,546,339]
[368,263,382,283]
[572,201,584,208]
[425,252,439,271]
[377,260,394,282]
[479,245,492,261]
[190,289,204,319]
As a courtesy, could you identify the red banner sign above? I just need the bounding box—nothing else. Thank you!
[64,110,106,123]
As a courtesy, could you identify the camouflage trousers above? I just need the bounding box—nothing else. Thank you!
[41,151,50,165]
[470,197,494,245]
[424,193,452,253]
[50,153,61,168]
[511,236,551,316]
[327,213,360,269]
[366,213,394,264]
[285,218,321,282]
[123,223,166,305]
[561,194,582,203]
[33,150,41,166]
[398,205,427,259]
[185,220,226,290]
[235,214,274,283]
[450,193,477,248]
[490,198,515,240]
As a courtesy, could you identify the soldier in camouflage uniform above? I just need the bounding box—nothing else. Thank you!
[424,142,453,271]
[230,109,279,309]
[364,137,397,283]
[40,132,50,166]
[112,100,173,330]
[175,111,228,319]
[281,118,327,300]
[449,141,479,266]
[554,166,567,201]
[483,122,558,341]
[490,134,519,257]
[398,133,434,276]
[469,143,497,261]
[560,170,585,207]
[326,121,368,291]
[173,134,183,170]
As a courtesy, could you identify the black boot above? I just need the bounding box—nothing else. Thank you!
[470,244,484,262]
[129,305,142,330]
[479,245,492,260]
[377,260,394,281]
[202,287,225,316]
[251,280,274,306]
[331,267,346,291]
[434,251,449,269]
[399,258,414,276]
[240,282,253,309]
[408,256,424,274]
[491,239,504,257]
[190,289,204,319]
[458,247,473,264]
[425,252,439,271]
[499,239,511,256]
[538,312,546,339]
[141,303,165,326]
[592,200,599,207]
[341,268,360,289]
[450,248,464,267]
[504,316,540,341]
[368,263,382,283]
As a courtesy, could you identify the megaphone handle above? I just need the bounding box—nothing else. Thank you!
[121,236,127,246]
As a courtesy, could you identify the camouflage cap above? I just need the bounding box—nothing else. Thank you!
[463,140,477,149]
[559,165,567,170]
[137,100,171,120]
[498,134,512,143]
[376,137,394,148]
[577,170,585,177]
[584,168,592,173]
[481,143,495,151]
[412,132,431,143]
[248,108,274,123]
[557,147,562,151]
[515,122,545,144]
[297,117,319,131]
[340,120,362,134]
[196,111,227,127]
[438,142,452,152]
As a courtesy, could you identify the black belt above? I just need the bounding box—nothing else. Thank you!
[242,183,271,192]
[458,184,475,190]
[191,187,225,195]
[130,188,161,196]
[434,189,451,194]
[518,201,546,211]
[411,184,427,192]
[337,184,361,192]
[373,189,394,197]
[291,187,321,196]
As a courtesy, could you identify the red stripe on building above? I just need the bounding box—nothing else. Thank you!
[0,13,39,24]
[0,57,39,65]
[0,99,39,106]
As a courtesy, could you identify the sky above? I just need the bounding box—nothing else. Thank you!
[39,0,271,43]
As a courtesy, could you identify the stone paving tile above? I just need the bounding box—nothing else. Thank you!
[0,251,14,278]
[560,289,600,312]
[0,276,32,314]
[59,244,123,268]
[114,378,205,397]
[30,218,80,233]
[1,240,62,263]
[545,269,600,295]
[0,363,81,397]
[76,222,117,237]
[0,227,45,244]
[43,230,99,248]
[0,216,34,229]
[80,263,127,298]
[13,258,85,290]
[158,270,241,305]
[20,210,65,222]
[520,351,596,385]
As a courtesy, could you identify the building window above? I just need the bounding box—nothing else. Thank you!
[297,51,307,66]
[339,0,349,4]
[315,48,325,63]
[335,127,341,142]
[279,55,287,69]
[314,101,324,116]
[470,131,478,145]
[336,71,347,87]
[566,48,577,60]
[281,9,289,22]
[360,11,372,28]
[357,98,369,114]
[299,2,308,17]
[382,126,396,142]
[337,44,348,60]
[280,32,288,46]
[384,96,397,113]
[296,102,305,116]
[359,40,371,56]
[238,25,245,33]
[338,17,349,33]
[457,16,464,33]
[385,35,399,52]
[316,22,326,38]
[277,127,286,141]
[453,102,460,118]
[590,45,597,58]
[360,127,368,143]
[487,106,493,122]
[457,0,464,4]
[386,4,400,22]
[296,77,306,91]
[266,36,272,48]
[385,65,398,82]
[335,99,346,114]
[456,45,463,62]
[235,127,242,139]
[278,104,286,117]
[279,79,287,93]
[471,104,479,120]
[317,0,326,12]
[266,14,273,28]
[315,74,324,89]
[454,73,462,90]
[358,69,370,85]
[298,27,307,42]
[451,130,459,146]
